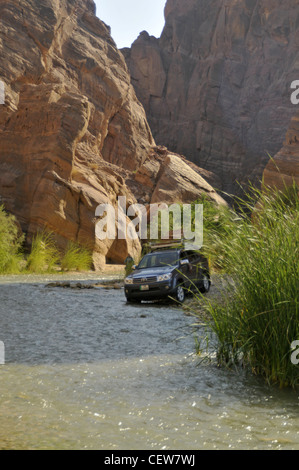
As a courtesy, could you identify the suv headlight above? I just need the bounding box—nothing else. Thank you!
[157,273,172,282]
[125,278,133,285]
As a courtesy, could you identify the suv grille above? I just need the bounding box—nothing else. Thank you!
[133,276,157,284]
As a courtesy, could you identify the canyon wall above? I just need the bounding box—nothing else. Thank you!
[263,111,299,190]
[123,0,299,195]
[0,0,225,268]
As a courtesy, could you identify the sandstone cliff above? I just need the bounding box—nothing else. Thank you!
[263,111,299,190]
[0,0,225,268]
[123,0,299,195]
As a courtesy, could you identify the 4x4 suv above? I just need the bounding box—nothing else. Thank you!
[124,243,210,303]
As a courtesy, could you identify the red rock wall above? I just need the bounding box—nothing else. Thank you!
[0,0,226,268]
[123,0,299,195]
[0,0,152,267]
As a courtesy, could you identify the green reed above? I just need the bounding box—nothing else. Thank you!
[60,242,93,272]
[26,231,60,273]
[201,183,299,388]
[0,205,24,274]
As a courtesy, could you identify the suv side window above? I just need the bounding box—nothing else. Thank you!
[187,252,198,263]
[180,251,189,261]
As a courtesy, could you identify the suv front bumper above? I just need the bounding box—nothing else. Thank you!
[125,280,177,301]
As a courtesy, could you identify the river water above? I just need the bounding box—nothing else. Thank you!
[0,275,298,450]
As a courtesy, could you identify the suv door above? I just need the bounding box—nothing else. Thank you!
[186,251,208,285]
[178,250,192,288]
[185,251,199,286]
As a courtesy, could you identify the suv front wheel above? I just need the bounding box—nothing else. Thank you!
[199,273,211,294]
[174,281,185,303]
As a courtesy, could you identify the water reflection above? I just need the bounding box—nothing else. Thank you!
[0,280,298,450]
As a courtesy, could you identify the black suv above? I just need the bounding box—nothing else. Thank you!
[124,244,210,303]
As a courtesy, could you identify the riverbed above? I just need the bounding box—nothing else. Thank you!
[0,275,298,450]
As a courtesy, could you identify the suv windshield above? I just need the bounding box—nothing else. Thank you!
[137,252,180,269]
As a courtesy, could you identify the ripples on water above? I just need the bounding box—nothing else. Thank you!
[0,278,298,450]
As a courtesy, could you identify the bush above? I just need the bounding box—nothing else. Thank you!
[26,231,60,273]
[201,184,299,388]
[61,242,93,272]
[0,209,94,275]
[0,205,24,273]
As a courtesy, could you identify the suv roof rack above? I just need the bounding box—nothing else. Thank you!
[147,240,201,252]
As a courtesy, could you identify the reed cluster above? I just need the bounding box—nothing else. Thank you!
[200,184,299,388]
[0,206,92,274]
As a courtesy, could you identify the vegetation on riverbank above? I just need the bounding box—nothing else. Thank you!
[196,183,299,388]
[0,205,24,274]
[60,242,93,272]
[0,205,93,274]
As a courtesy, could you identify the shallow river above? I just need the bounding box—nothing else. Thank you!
[0,275,298,450]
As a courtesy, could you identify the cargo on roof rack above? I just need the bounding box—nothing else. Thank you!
[147,240,201,252]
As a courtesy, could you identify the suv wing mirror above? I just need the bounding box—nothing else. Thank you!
[180,259,189,266]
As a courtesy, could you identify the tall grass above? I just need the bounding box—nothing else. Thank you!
[201,183,299,388]
[191,194,238,270]
[26,231,60,273]
[60,242,93,272]
[0,206,94,274]
[0,205,24,273]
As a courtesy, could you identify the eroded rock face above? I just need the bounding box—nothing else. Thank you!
[136,149,225,206]
[123,0,299,195]
[0,0,154,267]
[263,112,299,190]
[0,0,226,268]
